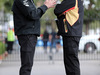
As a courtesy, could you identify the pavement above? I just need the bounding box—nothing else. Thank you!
[0,47,100,75]
[0,60,100,75]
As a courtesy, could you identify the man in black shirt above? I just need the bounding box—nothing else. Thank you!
[12,0,56,75]
[54,0,84,75]
[43,29,49,53]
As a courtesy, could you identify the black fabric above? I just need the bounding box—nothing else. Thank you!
[43,31,49,51]
[17,34,37,75]
[43,31,49,41]
[54,0,84,37]
[55,16,65,36]
[54,0,75,16]
[12,0,48,36]
[7,42,14,51]
[50,31,57,53]
[63,36,80,75]
[12,0,48,20]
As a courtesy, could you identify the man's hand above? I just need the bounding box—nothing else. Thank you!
[44,0,57,8]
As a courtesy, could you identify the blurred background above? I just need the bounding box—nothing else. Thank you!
[0,0,100,75]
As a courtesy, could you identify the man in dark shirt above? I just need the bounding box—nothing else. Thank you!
[12,0,56,75]
[49,29,56,53]
[54,0,84,75]
[43,29,49,53]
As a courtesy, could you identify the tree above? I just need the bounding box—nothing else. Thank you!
[0,0,13,22]
[4,0,13,13]
[84,0,100,34]
[0,0,13,13]
[0,0,5,10]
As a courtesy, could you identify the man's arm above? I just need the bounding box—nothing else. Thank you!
[14,0,56,20]
[54,0,75,16]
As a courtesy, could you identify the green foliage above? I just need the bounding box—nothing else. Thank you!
[0,0,13,13]
[84,9,99,19]
[0,42,6,55]
[89,20,100,30]
[84,0,100,20]
[84,0,100,32]
[95,0,100,9]
[4,0,13,13]
[0,0,5,6]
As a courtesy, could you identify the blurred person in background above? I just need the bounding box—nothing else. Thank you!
[7,28,15,54]
[43,29,49,53]
[55,35,61,53]
[12,0,56,75]
[54,0,84,75]
[49,29,56,53]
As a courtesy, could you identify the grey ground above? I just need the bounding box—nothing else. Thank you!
[0,47,100,75]
[0,60,100,75]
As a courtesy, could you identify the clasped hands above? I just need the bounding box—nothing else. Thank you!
[44,0,57,8]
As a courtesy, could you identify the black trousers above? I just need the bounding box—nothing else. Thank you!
[18,35,37,75]
[43,40,48,50]
[63,36,81,75]
[7,41,14,51]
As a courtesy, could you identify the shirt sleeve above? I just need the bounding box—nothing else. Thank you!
[54,0,75,16]
[14,0,48,20]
